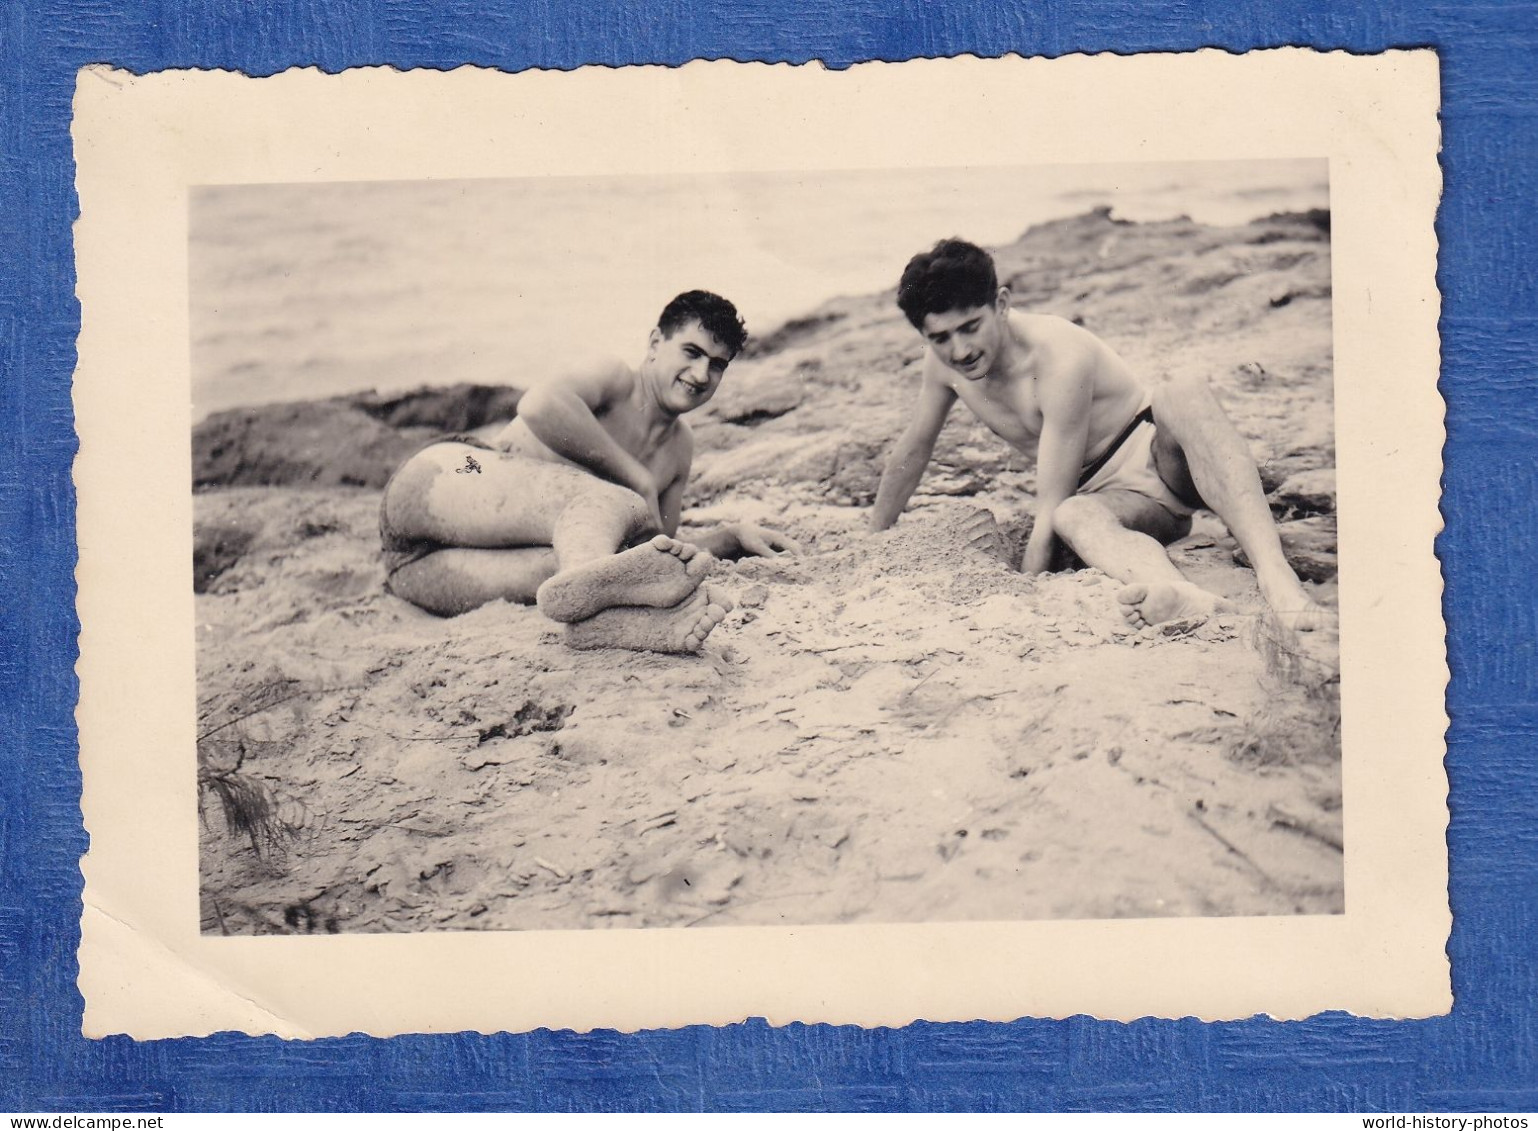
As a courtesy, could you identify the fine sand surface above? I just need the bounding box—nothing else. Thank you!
[194,209,1343,934]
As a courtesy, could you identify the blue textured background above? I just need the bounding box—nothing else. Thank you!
[2,0,1533,1114]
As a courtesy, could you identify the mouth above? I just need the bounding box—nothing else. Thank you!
[955,354,985,376]
[676,377,710,397]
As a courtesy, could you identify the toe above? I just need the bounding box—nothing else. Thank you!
[1117,585,1147,606]
[685,552,715,579]
[687,613,718,647]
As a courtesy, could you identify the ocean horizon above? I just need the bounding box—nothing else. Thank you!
[190,158,1328,418]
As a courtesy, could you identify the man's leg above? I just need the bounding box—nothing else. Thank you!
[381,443,709,619]
[1050,490,1230,626]
[386,547,558,617]
[1148,377,1334,631]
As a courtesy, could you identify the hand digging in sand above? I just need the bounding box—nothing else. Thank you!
[378,291,799,651]
[871,239,1334,639]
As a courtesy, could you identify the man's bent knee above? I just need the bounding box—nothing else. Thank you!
[1052,494,1108,540]
[1153,373,1200,411]
[1153,373,1223,421]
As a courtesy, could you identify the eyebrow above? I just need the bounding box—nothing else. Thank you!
[926,317,979,340]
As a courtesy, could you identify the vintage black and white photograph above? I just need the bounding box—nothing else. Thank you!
[75,55,1448,1034]
[189,159,1344,935]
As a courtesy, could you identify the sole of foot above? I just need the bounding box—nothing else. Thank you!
[1117,581,1229,629]
[537,534,713,623]
[564,584,736,654]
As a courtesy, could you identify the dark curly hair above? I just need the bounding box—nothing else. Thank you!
[657,290,748,357]
[896,238,999,330]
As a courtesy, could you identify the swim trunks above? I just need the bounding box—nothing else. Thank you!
[1076,396,1200,517]
[379,434,497,578]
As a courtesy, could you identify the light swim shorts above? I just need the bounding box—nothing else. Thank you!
[1076,397,1200,517]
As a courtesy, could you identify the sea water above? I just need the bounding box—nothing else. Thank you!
[190,159,1327,418]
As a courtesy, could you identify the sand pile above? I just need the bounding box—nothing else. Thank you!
[194,210,1342,934]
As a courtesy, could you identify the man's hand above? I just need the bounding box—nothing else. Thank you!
[732,521,803,558]
[1021,522,1056,575]
[636,479,667,537]
[685,521,802,560]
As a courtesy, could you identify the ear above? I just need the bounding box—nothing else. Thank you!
[995,286,1011,313]
[647,327,663,351]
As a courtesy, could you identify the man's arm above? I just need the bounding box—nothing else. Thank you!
[512,363,665,530]
[656,429,692,538]
[870,372,956,531]
[659,430,802,559]
[1021,353,1094,574]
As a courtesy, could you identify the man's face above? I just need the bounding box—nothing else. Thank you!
[645,320,733,414]
[919,294,1006,380]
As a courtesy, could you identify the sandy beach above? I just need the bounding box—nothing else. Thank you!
[193,208,1342,935]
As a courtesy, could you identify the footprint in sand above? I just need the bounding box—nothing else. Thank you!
[536,535,713,624]
[565,585,735,654]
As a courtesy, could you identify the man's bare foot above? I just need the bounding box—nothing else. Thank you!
[564,585,735,654]
[536,535,713,623]
[1117,581,1230,629]
[1269,601,1338,635]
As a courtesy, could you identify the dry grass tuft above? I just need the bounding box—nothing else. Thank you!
[1230,611,1341,768]
[197,679,317,869]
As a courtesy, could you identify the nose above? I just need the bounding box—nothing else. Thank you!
[952,337,974,363]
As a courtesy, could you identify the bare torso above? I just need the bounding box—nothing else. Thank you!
[494,361,692,494]
[938,312,1148,467]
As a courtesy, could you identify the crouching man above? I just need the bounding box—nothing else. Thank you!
[871,239,1333,635]
[380,290,800,653]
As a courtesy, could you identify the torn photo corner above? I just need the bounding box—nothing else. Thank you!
[72,50,1448,1039]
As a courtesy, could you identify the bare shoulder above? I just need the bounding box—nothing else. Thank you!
[1014,311,1104,357]
[1023,312,1128,378]
[538,355,636,405]
[920,349,960,391]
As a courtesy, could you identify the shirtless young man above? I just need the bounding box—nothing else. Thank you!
[870,239,1333,634]
[379,290,799,653]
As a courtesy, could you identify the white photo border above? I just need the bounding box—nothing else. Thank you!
[73,51,1448,1038]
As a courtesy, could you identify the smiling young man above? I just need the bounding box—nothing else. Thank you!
[870,239,1333,635]
[379,290,799,653]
